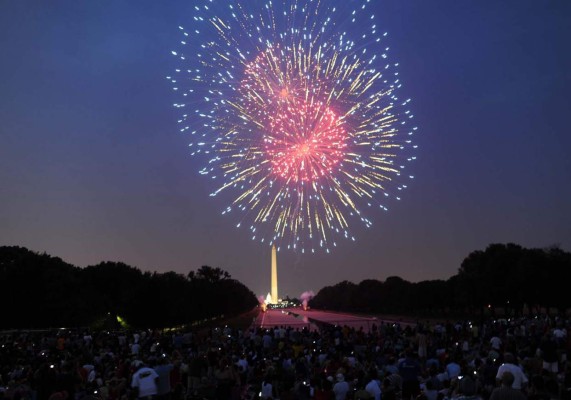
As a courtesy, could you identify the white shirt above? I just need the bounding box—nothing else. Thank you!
[366,379,382,400]
[553,328,566,339]
[496,363,528,390]
[490,336,502,350]
[446,362,461,379]
[131,367,159,398]
[260,382,273,399]
[333,381,350,400]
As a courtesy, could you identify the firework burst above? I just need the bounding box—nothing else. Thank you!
[168,0,418,253]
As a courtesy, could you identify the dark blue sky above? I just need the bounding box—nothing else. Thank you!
[1,1,570,298]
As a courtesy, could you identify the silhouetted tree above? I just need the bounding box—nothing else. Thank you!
[188,265,231,282]
[311,243,571,317]
[0,246,257,329]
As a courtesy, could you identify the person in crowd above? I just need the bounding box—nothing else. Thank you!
[153,356,173,400]
[131,361,159,399]
[333,373,350,400]
[495,353,528,391]
[0,313,569,400]
[539,334,559,375]
[422,378,439,400]
[527,374,550,400]
[454,376,481,400]
[489,372,527,400]
[260,375,274,399]
[364,372,382,400]
[446,356,462,381]
[399,349,422,400]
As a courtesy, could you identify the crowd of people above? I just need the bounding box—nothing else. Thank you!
[0,312,570,400]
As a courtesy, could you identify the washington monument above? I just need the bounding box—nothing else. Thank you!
[271,244,278,303]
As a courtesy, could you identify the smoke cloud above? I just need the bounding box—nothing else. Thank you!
[300,291,315,310]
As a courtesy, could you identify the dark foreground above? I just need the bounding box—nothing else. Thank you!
[0,311,569,400]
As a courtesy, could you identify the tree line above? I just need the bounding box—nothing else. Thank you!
[0,246,258,329]
[309,243,571,317]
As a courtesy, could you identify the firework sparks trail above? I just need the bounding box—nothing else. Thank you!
[168,0,418,253]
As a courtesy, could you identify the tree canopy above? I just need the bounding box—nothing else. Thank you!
[310,243,571,316]
[0,246,257,329]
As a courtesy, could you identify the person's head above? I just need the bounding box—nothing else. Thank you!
[504,353,515,364]
[531,375,545,391]
[355,389,374,399]
[48,391,68,400]
[459,377,476,396]
[500,371,515,388]
[425,380,435,391]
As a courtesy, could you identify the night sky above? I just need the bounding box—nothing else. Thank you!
[1,1,570,299]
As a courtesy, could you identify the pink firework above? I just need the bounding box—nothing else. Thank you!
[265,99,348,183]
[171,0,417,252]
